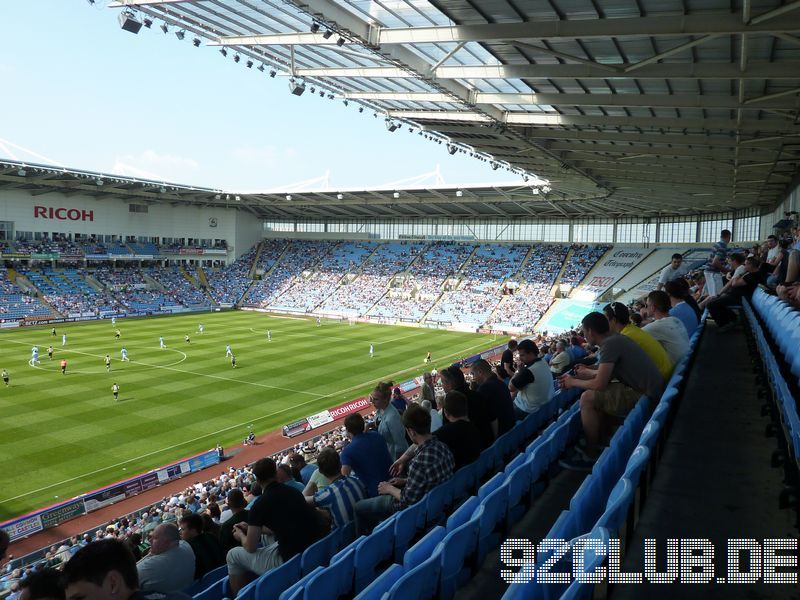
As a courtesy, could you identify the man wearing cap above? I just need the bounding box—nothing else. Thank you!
[508,339,554,420]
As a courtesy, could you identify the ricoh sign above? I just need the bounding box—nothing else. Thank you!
[34,206,94,222]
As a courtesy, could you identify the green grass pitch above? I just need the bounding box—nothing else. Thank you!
[0,311,502,521]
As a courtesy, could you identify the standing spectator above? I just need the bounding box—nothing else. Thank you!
[219,489,249,553]
[643,291,690,365]
[470,359,515,435]
[419,372,436,409]
[500,340,518,383]
[433,391,483,470]
[509,339,554,420]
[391,387,409,414]
[657,253,690,290]
[178,513,225,581]
[369,381,409,460]
[305,448,367,528]
[439,365,497,448]
[355,404,454,535]
[603,302,673,380]
[226,458,326,595]
[421,400,443,432]
[559,312,665,470]
[705,229,732,296]
[340,412,393,497]
[136,524,195,593]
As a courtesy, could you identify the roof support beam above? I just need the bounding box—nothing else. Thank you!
[215,13,800,45]
[294,62,800,80]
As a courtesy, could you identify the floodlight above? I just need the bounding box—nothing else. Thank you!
[96,178,104,186]
[491,162,499,170]
[456,190,463,197]
[288,80,306,96]
[257,63,265,72]
[160,22,168,34]
[234,54,240,63]
[310,22,320,33]
[118,11,143,34]
[358,107,363,113]
[393,192,400,199]
[220,48,228,57]
[235,195,241,201]
[246,60,253,68]
[286,194,292,201]
[343,100,349,106]
[446,144,457,155]
[193,37,201,47]
[385,120,398,132]
[336,37,345,46]
[175,29,185,40]
[17,168,27,176]
[319,91,325,97]
[143,18,153,28]
[269,69,277,78]
[322,30,334,39]
[337,193,343,200]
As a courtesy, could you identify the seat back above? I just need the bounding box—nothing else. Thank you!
[439,515,480,600]
[595,478,634,537]
[446,495,479,532]
[304,546,355,600]
[353,517,396,593]
[426,479,454,525]
[301,526,340,575]
[386,547,443,600]
[393,500,425,561]
[403,525,446,570]
[255,554,302,599]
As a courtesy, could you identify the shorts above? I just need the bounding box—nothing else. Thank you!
[226,537,283,576]
[593,382,641,418]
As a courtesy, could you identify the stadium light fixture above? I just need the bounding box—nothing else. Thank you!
[286,194,292,201]
[220,48,228,57]
[393,192,400,199]
[143,17,153,28]
[343,100,349,107]
[288,79,306,95]
[118,11,143,34]
[456,190,463,197]
[175,29,185,40]
[159,186,167,193]
[336,37,345,47]
[269,69,277,78]
[95,178,104,186]
[17,168,27,176]
[491,162,499,170]
[160,22,168,34]
[446,144,457,155]
[532,187,539,195]
[214,194,221,200]
[322,29,334,39]
[193,37,201,47]
[310,22,320,33]
[257,63,265,72]
[358,107,363,113]
[234,54,240,63]
[337,193,343,200]
[246,60,253,68]
[385,120,399,132]
[319,91,325,98]
[235,195,241,201]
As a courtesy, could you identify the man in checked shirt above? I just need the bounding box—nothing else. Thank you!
[354,403,454,535]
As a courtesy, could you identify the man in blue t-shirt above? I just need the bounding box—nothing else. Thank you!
[340,412,393,497]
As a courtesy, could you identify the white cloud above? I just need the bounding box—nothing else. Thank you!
[110,150,199,183]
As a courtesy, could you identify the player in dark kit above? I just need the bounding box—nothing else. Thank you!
[185,334,191,344]
[115,329,121,339]
[51,327,56,336]
[2,369,8,386]
[231,355,237,368]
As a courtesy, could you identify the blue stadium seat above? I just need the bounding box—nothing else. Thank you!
[255,554,301,599]
[303,546,355,600]
[595,478,634,537]
[452,461,478,503]
[446,495,479,532]
[353,517,396,593]
[439,514,480,599]
[403,525,446,570]
[476,446,496,481]
[278,566,322,600]
[352,564,404,600]
[193,575,229,600]
[506,460,533,528]
[478,471,506,501]
[475,481,510,564]
[623,445,650,488]
[385,545,443,600]
[426,479,454,525]
[393,500,425,561]
[185,564,227,596]
[301,526,340,575]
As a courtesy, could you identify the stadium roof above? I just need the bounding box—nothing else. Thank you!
[103,0,800,218]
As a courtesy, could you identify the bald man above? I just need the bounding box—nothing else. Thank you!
[136,524,195,593]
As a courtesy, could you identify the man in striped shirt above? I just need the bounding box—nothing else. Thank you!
[306,447,366,528]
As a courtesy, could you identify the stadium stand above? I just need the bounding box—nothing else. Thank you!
[206,246,259,305]
[0,268,54,320]
[560,244,612,288]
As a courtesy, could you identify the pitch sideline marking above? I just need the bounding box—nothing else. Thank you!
[0,337,495,503]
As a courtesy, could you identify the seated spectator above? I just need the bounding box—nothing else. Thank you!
[549,341,571,375]
[433,391,483,470]
[657,253,690,290]
[355,404,454,535]
[421,400,443,432]
[509,339,554,419]
[226,458,327,595]
[643,290,690,365]
[707,256,763,331]
[439,365,497,448]
[569,336,588,362]
[136,524,195,593]
[62,539,183,600]
[559,312,665,471]
[499,340,518,383]
[18,568,64,600]
[288,453,317,485]
[305,447,367,528]
[178,513,225,581]
[218,489,249,553]
[368,381,409,460]
[0,529,8,565]
[604,302,673,380]
[470,359,515,435]
[665,279,701,336]
[340,412,393,497]
[276,464,305,493]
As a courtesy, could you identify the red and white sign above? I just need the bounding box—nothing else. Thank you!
[34,206,94,222]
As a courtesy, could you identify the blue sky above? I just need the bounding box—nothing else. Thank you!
[0,1,522,192]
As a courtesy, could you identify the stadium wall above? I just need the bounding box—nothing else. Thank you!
[1,190,243,256]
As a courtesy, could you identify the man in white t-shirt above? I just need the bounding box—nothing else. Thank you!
[657,253,690,291]
[643,291,690,366]
[509,339,554,419]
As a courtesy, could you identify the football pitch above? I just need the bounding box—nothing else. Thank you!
[0,311,502,521]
